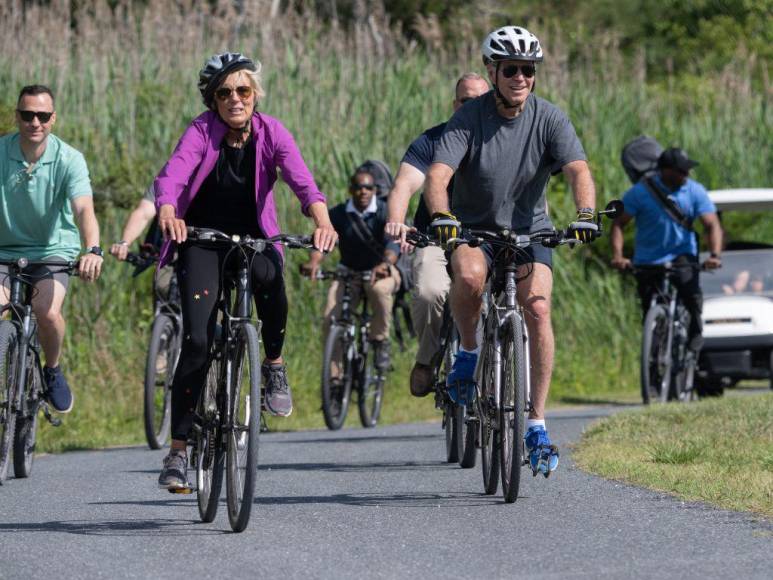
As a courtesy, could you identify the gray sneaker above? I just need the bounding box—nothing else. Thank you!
[158,450,188,490]
[263,363,293,417]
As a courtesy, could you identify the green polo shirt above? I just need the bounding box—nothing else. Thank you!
[0,132,92,260]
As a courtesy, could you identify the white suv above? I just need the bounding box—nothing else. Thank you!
[696,189,773,395]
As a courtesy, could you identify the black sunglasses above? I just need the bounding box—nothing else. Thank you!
[501,64,536,79]
[352,183,376,191]
[17,110,54,123]
[214,85,253,101]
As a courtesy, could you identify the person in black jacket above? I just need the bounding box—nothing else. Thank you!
[302,168,401,369]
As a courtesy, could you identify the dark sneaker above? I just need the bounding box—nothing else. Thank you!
[262,363,293,417]
[410,362,434,397]
[44,366,73,413]
[158,450,188,490]
[525,426,559,478]
[372,340,391,372]
[446,350,477,405]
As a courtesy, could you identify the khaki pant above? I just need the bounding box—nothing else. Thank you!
[323,265,401,342]
[410,245,451,366]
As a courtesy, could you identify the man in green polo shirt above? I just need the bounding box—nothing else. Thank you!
[0,84,103,413]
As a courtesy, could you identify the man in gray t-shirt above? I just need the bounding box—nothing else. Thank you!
[424,25,599,477]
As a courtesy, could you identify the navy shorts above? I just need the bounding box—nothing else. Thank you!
[479,242,553,276]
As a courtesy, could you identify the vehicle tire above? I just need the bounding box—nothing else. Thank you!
[641,305,672,404]
[444,402,461,463]
[196,356,224,523]
[144,314,176,449]
[478,337,500,496]
[13,361,42,478]
[321,325,353,431]
[358,347,384,428]
[500,315,526,503]
[0,321,19,484]
[769,350,773,390]
[226,323,261,532]
[441,331,460,463]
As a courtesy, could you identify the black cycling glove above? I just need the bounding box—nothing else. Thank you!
[430,211,461,249]
[567,208,598,243]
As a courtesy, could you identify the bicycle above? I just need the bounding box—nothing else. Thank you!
[0,258,79,483]
[171,227,312,533]
[411,201,619,503]
[316,268,387,430]
[123,248,182,450]
[634,262,701,404]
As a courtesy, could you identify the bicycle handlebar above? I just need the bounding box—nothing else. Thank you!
[406,228,579,250]
[0,258,81,276]
[185,226,314,250]
[314,269,373,282]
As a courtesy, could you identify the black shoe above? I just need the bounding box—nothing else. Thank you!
[158,450,188,489]
[44,366,73,413]
[372,340,391,371]
[262,363,293,417]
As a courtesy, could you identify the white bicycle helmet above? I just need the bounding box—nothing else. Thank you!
[198,52,259,109]
[481,26,544,64]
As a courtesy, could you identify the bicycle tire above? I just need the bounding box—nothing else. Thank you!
[0,321,19,483]
[13,360,42,478]
[226,322,261,533]
[444,402,461,463]
[143,314,176,449]
[196,356,224,523]
[500,315,526,503]
[641,305,671,404]
[358,347,384,428]
[321,325,353,431]
[442,332,460,463]
[478,336,500,495]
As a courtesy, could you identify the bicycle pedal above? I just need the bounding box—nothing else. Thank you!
[41,404,62,427]
[168,485,195,494]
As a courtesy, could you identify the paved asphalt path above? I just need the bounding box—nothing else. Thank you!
[0,405,770,579]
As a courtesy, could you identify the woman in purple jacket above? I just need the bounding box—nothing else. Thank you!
[154,53,337,490]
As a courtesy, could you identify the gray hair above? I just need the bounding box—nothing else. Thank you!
[455,72,488,93]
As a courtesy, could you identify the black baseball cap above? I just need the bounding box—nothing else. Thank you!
[657,147,699,173]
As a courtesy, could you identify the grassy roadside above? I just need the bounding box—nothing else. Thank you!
[573,394,773,517]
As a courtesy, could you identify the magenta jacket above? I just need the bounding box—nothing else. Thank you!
[154,110,326,266]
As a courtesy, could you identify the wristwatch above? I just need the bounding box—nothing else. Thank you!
[87,246,104,257]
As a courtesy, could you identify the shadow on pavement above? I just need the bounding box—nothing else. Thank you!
[273,432,443,445]
[255,490,511,508]
[258,459,455,473]
[0,517,225,537]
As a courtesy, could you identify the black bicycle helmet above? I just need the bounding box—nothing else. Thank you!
[198,52,259,109]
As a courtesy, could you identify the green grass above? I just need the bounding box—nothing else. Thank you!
[574,394,773,517]
[1,2,770,451]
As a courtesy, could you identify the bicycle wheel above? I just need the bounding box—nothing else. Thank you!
[226,322,260,533]
[641,305,671,404]
[478,336,500,495]
[196,357,224,523]
[13,359,42,478]
[358,347,384,428]
[0,321,19,483]
[321,325,353,431]
[500,315,526,503]
[441,331,460,463]
[143,314,176,449]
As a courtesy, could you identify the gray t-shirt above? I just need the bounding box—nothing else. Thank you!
[433,91,586,232]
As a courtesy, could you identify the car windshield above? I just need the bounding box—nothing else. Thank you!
[700,249,773,298]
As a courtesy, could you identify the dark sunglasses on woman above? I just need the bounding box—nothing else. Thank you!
[17,110,54,123]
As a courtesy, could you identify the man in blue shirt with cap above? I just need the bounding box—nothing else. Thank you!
[610,147,723,351]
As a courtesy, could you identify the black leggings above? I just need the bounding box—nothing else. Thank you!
[170,243,288,440]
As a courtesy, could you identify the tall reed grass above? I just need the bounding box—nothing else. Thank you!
[1,0,770,450]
